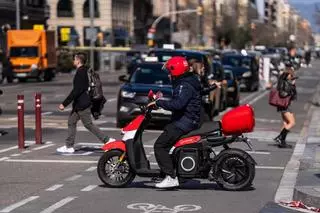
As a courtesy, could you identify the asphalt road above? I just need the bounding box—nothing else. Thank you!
[0,63,319,213]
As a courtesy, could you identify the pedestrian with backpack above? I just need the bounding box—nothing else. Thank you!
[56,52,115,154]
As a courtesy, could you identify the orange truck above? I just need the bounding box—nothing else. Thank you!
[7,30,56,82]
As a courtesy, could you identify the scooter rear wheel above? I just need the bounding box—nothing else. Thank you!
[214,149,255,191]
[97,150,135,187]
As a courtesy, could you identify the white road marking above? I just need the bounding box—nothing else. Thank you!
[0,146,17,153]
[85,166,96,172]
[256,166,284,170]
[107,98,117,102]
[61,152,93,156]
[0,196,39,213]
[81,185,98,192]
[32,144,55,151]
[42,112,53,116]
[246,151,270,155]
[247,90,269,105]
[39,196,77,213]
[46,184,64,191]
[240,91,260,104]
[255,118,282,123]
[21,150,31,154]
[10,153,21,157]
[65,175,82,181]
[4,159,97,164]
[0,157,9,161]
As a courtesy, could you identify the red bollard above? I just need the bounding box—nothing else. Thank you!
[35,93,42,145]
[17,95,25,149]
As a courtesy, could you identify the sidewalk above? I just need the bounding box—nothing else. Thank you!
[293,103,320,208]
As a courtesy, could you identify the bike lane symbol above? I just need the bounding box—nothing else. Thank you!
[127,203,202,213]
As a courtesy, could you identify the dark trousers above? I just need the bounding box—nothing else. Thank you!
[66,107,109,147]
[154,123,186,178]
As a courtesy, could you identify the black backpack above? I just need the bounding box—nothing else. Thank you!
[87,68,106,119]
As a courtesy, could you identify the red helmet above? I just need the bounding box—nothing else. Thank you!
[165,56,189,77]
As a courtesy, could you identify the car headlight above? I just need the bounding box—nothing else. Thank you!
[242,71,252,78]
[121,91,136,98]
[31,64,38,70]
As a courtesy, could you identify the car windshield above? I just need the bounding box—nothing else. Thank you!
[222,56,251,68]
[10,47,38,57]
[130,66,170,85]
[222,57,241,67]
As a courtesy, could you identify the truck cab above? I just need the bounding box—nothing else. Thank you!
[7,30,56,82]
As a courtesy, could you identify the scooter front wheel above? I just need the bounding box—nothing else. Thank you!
[97,150,135,187]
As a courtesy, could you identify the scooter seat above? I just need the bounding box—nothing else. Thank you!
[180,121,221,139]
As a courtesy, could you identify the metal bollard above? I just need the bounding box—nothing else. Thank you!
[35,93,42,145]
[17,95,25,149]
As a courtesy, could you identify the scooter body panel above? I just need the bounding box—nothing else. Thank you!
[101,140,126,152]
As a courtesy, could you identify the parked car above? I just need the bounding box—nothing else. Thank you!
[117,62,172,127]
[147,49,222,120]
[223,65,240,106]
[221,54,259,92]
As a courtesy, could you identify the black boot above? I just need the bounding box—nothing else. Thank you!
[278,129,292,148]
[274,129,286,144]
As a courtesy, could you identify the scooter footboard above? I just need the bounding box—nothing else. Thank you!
[101,140,126,152]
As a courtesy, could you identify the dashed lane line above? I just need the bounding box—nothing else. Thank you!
[85,166,96,172]
[0,157,9,161]
[45,184,64,191]
[65,175,82,181]
[10,153,21,157]
[32,144,55,151]
[0,146,18,154]
[0,196,39,213]
[81,185,98,192]
[39,196,77,213]
[4,159,97,164]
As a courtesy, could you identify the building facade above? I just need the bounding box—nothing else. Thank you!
[47,0,133,46]
[0,0,48,54]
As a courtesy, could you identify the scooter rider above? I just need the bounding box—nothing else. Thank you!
[148,56,219,188]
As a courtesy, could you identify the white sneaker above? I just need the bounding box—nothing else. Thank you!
[105,138,116,144]
[56,145,75,153]
[155,175,179,188]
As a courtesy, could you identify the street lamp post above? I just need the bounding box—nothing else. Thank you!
[89,0,95,70]
[16,0,20,30]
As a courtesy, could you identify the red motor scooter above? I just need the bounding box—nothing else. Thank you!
[97,91,256,191]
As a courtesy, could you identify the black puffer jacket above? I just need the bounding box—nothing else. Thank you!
[156,72,201,132]
[277,73,297,101]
